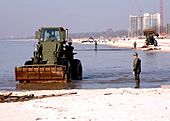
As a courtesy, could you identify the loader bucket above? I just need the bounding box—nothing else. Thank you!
[15,64,67,83]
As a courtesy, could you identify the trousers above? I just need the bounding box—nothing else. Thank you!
[134,71,140,88]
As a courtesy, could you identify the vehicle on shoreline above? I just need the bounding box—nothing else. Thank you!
[15,27,82,83]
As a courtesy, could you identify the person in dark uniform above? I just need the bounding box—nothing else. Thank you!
[94,40,97,51]
[133,52,141,88]
[133,41,137,49]
[33,42,43,64]
[65,41,74,61]
[37,41,43,59]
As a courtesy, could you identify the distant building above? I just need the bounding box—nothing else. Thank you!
[129,15,143,37]
[167,23,170,35]
[129,13,160,37]
[143,13,160,33]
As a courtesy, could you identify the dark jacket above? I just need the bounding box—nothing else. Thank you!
[133,58,141,73]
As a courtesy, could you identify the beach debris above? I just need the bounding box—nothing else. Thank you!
[0,93,34,103]
[36,118,48,121]
[144,47,161,51]
[104,93,112,95]
[0,92,77,103]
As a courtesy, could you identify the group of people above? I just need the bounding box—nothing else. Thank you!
[67,41,142,88]
[33,40,75,64]
[34,40,141,88]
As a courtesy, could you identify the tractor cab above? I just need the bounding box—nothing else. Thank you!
[32,27,68,65]
[36,27,68,42]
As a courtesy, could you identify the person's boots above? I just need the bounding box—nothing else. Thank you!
[135,80,140,88]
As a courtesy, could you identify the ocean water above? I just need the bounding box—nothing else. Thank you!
[0,40,35,89]
[0,40,170,90]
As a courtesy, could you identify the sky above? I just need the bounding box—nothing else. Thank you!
[0,0,170,37]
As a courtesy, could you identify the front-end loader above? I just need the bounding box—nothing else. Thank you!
[143,28,159,47]
[15,27,82,83]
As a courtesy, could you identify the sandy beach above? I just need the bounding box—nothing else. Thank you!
[73,38,170,52]
[110,38,170,52]
[0,88,170,121]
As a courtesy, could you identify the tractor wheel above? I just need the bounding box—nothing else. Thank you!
[70,59,82,80]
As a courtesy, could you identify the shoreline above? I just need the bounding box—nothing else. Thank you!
[73,38,170,52]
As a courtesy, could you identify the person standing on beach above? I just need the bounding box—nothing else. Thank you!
[133,41,137,49]
[133,52,141,88]
[94,40,97,51]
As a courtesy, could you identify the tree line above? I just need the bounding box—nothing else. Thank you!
[69,29,128,39]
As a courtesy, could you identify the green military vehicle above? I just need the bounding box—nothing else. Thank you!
[15,27,82,83]
[143,28,159,46]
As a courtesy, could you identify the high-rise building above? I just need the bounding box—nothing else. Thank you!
[143,13,160,33]
[167,23,170,35]
[129,13,160,37]
[129,15,143,37]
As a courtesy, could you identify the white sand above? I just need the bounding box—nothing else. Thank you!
[73,38,170,52]
[0,88,170,121]
[109,38,170,52]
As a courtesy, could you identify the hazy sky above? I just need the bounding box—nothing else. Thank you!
[0,0,170,37]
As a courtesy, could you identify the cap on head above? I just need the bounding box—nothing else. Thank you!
[133,52,138,56]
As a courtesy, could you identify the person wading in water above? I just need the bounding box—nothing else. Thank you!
[133,52,141,88]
